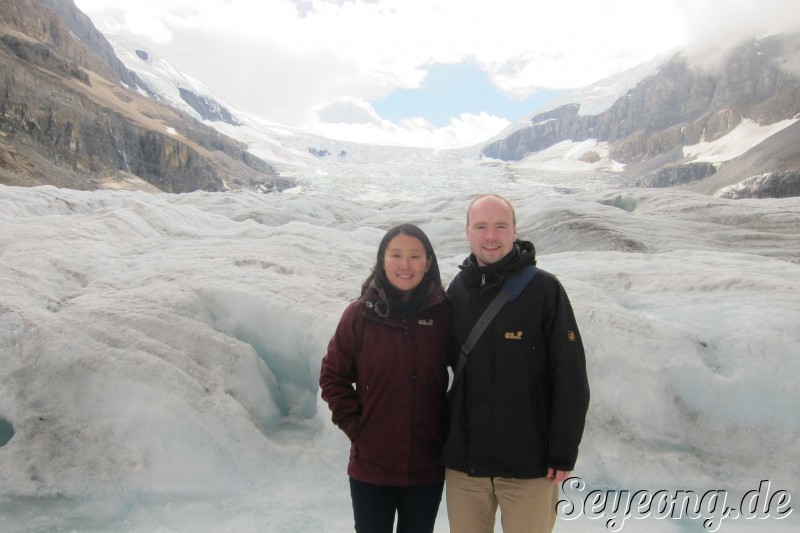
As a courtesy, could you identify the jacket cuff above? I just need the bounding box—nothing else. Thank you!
[547,456,576,472]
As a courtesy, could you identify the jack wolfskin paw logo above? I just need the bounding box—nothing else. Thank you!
[504,331,523,340]
[568,330,576,342]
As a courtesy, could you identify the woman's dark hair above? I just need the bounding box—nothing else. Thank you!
[360,223,442,298]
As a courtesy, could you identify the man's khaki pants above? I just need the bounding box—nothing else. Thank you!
[446,468,558,533]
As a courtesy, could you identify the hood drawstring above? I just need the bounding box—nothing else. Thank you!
[367,280,391,317]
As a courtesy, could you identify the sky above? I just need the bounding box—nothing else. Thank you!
[67,0,800,147]
[2,148,799,530]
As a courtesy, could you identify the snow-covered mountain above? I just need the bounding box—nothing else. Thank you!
[104,33,479,172]
[483,33,800,197]
[105,27,800,200]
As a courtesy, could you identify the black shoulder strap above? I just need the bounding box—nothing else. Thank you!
[451,265,539,387]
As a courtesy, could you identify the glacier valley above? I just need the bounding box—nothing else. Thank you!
[1,156,799,532]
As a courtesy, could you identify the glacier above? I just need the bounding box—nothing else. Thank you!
[1,159,799,532]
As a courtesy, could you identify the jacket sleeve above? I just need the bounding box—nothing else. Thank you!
[319,301,363,441]
[545,279,590,471]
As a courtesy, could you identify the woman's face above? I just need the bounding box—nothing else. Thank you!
[383,233,431,300]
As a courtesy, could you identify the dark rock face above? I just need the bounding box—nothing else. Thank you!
[308,147,330,158]
[0,0,287,193]
[717,171,800,199]
[484,104,586,161]
[178,88,240,126]
[635,162,717,188]
[40,0,139,88]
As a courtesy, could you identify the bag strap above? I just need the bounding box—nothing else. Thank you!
[451,265,539,387]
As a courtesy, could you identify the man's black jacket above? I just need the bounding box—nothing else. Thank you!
[441,240,590,478]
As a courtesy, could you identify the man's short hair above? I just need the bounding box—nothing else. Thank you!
[466,194,517,226]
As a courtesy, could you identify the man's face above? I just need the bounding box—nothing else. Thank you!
[466,196,517,267]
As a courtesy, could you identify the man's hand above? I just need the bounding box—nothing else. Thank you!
[547,468,571,485]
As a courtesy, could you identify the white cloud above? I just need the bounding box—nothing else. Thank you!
[74,0,799,147]
[672,0,800,72]
[75,1,685,96]
[426,112,511,149]
[677,0,800,45]
[307,108,510,148]
[313,98,384,126]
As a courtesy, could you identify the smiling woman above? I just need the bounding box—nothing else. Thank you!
[319,223,452,533]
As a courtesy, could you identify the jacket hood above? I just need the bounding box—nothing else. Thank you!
[460,239,537,288]
[363,279,445,319]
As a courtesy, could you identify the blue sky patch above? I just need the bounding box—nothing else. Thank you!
[372,62,568,127]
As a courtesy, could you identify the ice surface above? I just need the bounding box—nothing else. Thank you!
[1,158,799,531]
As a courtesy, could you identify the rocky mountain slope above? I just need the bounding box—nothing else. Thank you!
[0,0,288,193]
[484,32,800,197]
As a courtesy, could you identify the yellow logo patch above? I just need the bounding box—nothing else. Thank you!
[504,331,523,340]
[568,331,576,342]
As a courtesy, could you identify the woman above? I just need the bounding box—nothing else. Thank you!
[320,223,452,533]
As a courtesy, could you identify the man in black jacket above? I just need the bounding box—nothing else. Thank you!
[442,194,590,533]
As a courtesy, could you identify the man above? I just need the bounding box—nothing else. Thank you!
[442,194,590,533]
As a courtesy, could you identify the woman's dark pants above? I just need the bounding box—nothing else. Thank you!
[349,477,444,533]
